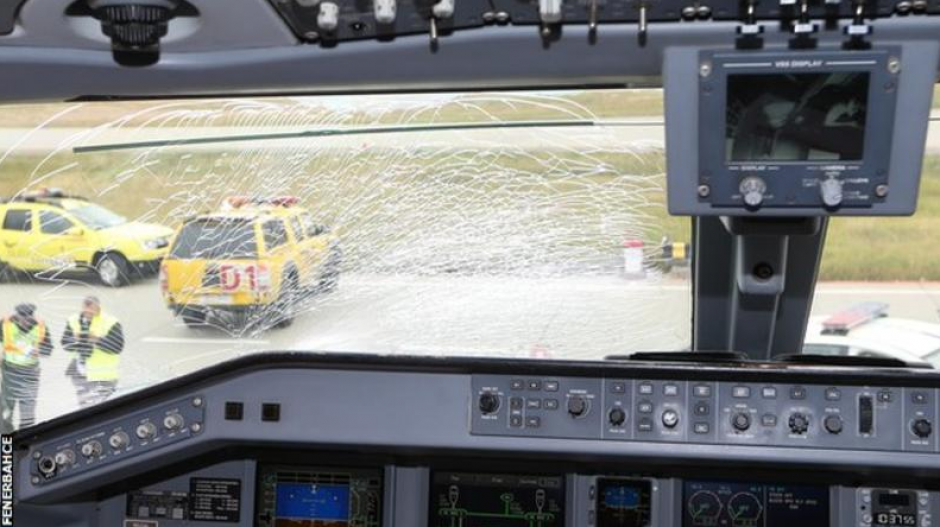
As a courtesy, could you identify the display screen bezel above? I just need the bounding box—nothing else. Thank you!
[254,464,384,527]
[681,479,831,527]
[428,471,566,527]
[696,48,900,210]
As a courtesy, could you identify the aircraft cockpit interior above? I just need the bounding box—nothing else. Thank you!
[2,0,940,526]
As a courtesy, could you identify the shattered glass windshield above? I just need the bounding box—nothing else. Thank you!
[0,90,688,429]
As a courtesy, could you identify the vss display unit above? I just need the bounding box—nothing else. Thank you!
[596,478,653,527]
[682,481,829,527]
[256,465,383,527]
[430,472,564,527]
[665,43,940,216]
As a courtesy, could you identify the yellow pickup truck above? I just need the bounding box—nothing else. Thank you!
[0,189,174,287]
[160,196,342,331]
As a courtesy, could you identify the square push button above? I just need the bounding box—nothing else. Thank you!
[261,403,281,422]
[694,385,711,398]
[610,382,627,394]
[224,401,244,421]
[761,387,777,399]
[912,391,928,404]
[638,382,654,395]
[544,381,560,392]
[790,386,807,400]
[510,379,525,390]
[694,422,710,434]
[733,386,751,398]
[825,388,841,401]
[663,384,679,396]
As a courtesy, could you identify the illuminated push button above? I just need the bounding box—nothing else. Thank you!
[136,422,157,440]
[109,431,130,450]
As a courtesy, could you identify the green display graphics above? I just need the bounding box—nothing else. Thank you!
[256,465,383,527]
[431,472,564,527]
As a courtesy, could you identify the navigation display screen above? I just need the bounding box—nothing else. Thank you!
[596,478,652,527]
[682,481,829,527]
[430,472,564,527]
[725,72,870,162]
[256,465,382,527]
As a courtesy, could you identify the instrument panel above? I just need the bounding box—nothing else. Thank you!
[10,354,940,527]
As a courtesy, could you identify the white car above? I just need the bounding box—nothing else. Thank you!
[803,302,940,368]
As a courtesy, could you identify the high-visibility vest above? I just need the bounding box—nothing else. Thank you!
[1,318,46,368]
[68,313,120,381]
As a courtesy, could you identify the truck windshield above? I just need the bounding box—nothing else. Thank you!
[170,220,258,260]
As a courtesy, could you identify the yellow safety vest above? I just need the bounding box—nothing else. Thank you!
[68,313,120,382]
[1,318,46,368]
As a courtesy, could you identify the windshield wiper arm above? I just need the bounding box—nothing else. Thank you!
[72,119,664,154]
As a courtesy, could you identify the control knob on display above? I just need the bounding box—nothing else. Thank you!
[912,418,932,439]
[108,431,130,450]
[609,407,626,426]
[739,176,767,208]
[788,412,809,434]
[824,414,844,435]
[478,392,500,414]
[567,396,588,418]
[661,409,680,429]
[731,412,751,432]
[819,177,844,208]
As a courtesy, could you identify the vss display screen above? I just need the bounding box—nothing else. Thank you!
[725,72,870,162]
[596,478,652,527]
[430,472,564,527]
[682,481,829,527]
[256,466,382,527]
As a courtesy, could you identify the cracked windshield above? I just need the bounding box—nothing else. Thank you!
[0,90,688,430]
[3,89,940,432]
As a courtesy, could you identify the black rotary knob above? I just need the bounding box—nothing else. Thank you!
[912,418,933,439]
[788,412,809,434]
[824,415,844,435]
[478,392,500,414]
[567,396,588,417]
[731,412,751,432]
[609,407,627,426]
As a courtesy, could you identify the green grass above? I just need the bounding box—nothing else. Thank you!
[2,87,940,280]
[820,157,940,281]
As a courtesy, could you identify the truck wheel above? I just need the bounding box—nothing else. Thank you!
[272,273,299,329]
[180,308,207,328]
[96,253,131,287]
[318,248,342,294]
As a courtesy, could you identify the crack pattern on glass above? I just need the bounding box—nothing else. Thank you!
[0,91,688,427]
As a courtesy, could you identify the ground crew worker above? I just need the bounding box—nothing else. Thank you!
[0,303,53,433]
[62,296,124,407]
